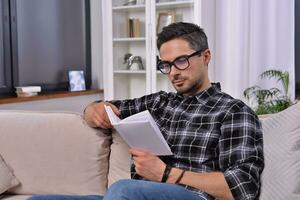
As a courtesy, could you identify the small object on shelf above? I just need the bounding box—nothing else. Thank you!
[136,0,145,5]
[123,0,137,6]
[68,70,86,92]
[15,86,41,97]
[16,91,38,97]
[157,12,175,34]
[15,86,41,93]
[128,18,140,37]
[123,53,144,70]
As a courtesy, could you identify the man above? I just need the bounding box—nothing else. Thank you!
[84,22,264,200]
[29,22,263,200]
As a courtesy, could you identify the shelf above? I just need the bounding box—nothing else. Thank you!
[156,0,193,10]
[0,89,103,105]
[112,4,145,12]
[103,0,196,99]
[114,70,146,74]
[112,1,192,11]
[113,37,146,42]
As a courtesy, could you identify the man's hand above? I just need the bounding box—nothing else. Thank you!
[129,148,166,182]
[83,101,120,129]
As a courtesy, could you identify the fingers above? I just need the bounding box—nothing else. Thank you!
[84,101,118,129]
[98,117,112,129]
[134,162,142,176]
[84,103,100,128]
[92,115,111,129]
[134,161,142,172]
[110,103,121,116]
[129,148,149,156]
[93,105,112,129]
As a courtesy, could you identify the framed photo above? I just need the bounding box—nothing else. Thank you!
[157,12,175,34]
[68,70,86,92]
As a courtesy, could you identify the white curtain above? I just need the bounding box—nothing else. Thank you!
[203,0,295,102]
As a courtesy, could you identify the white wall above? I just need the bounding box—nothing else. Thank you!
[201,0,216,82]
[201,0,295,100]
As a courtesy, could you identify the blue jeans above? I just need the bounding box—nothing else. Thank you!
[28,179,205,200]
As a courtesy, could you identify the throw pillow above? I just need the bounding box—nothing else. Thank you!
[0,111,111,195]
[259,102,300,200]
[0,154,20,194]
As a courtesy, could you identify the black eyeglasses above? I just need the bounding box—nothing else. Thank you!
[157,49,205,74]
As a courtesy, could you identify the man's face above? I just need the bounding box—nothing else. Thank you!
[159,39,211,96]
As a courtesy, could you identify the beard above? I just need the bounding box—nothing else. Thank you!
[172,75,202,96]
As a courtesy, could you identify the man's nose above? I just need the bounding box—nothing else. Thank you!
[169,65,180,76]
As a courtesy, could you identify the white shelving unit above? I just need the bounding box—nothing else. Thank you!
[102,0,201,100]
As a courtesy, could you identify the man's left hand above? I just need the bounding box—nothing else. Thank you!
[129,148,166,182]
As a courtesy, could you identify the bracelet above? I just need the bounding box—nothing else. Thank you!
[175,170,186,184]
[161,165,172,182]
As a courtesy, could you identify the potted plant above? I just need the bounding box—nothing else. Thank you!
[243,69,293,115]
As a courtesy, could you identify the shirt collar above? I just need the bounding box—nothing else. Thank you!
[175,82,222,104]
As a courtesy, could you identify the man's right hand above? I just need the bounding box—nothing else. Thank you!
[84,101,120,129]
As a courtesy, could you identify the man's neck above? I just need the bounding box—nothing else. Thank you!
[183,81,212,97]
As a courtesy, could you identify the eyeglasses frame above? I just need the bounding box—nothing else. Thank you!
[157,49,206,74]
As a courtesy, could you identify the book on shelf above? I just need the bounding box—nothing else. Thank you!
[104,105,172,155]
[128,18,140,38]
[16,91,38,97]
[15,86,41,97]
[15,86,41,93]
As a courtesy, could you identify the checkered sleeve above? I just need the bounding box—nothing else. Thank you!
[219,102,264,200]
[108,91,167,119]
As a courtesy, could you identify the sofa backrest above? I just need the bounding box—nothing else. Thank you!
[1,102,299,199]
[0,110,111,196]
[259,102,300,200]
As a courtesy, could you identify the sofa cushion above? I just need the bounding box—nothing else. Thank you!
[107,130,131,187]
[259,102,300,200]
[0,110,111,195]
[0,154,20,194]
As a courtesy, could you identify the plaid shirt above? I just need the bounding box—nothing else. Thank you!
[110,83,264,200]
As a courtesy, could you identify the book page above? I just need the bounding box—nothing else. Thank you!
[122,110,152,122]
[104,105,121,124]
[104,105,172,155]
[114,121,172,155]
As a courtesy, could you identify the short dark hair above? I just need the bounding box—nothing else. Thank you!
[157,22,209,51]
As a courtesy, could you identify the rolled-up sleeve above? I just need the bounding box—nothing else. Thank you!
[219,103,264,200]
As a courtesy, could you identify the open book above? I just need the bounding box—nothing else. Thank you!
[104,105,172,155]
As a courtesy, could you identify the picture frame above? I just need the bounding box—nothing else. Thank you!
[68,70,86,92]
[157,12,175,34]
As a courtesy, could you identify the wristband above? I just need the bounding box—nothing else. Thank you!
[175,170,186,184]
[161,165,172,182]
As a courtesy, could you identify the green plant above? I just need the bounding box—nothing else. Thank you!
[243,69,293,115]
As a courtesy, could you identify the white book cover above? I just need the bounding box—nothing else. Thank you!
[104,105,172,155]
[15,86,41,93]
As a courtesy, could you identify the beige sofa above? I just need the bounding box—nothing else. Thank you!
[0,110,130,200]
[0,102,300,200]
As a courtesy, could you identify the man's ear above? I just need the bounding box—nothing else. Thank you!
[203,49,211,65]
